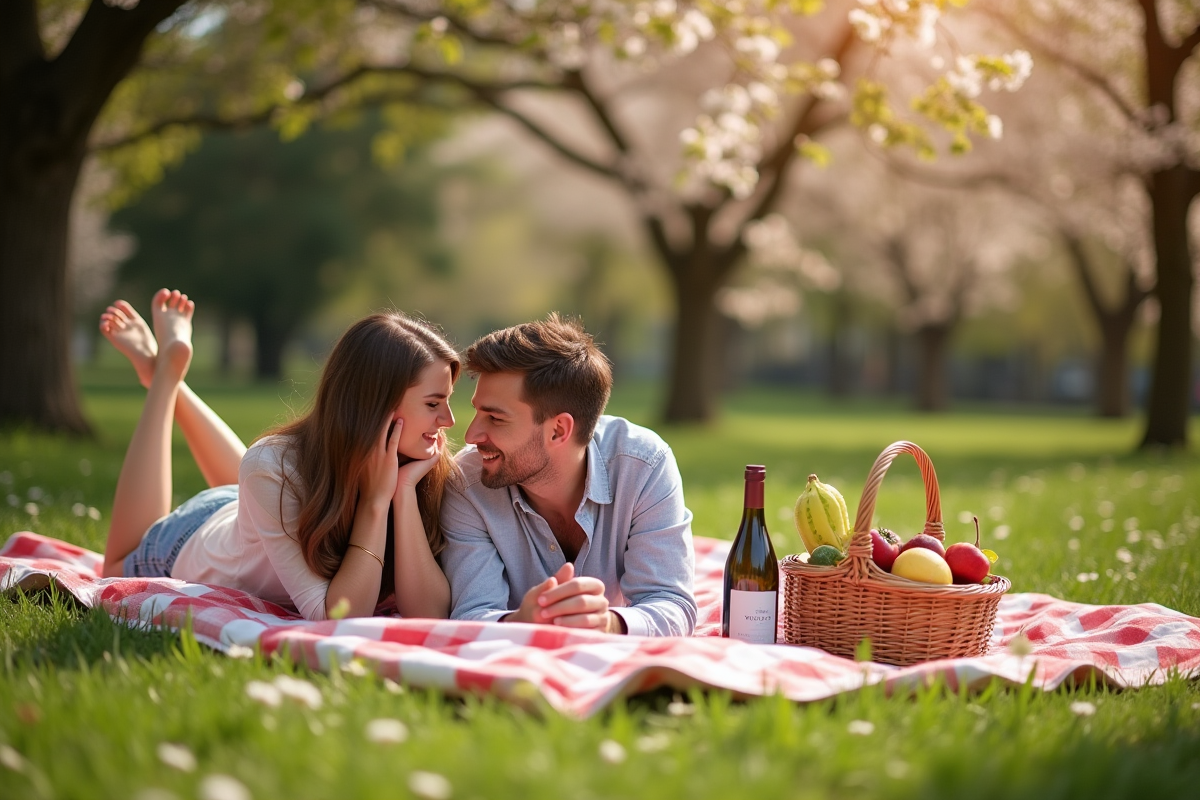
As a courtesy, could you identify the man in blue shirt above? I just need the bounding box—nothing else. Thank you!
[439,314,696,636]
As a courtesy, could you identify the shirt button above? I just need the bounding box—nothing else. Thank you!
[550,544,557,552]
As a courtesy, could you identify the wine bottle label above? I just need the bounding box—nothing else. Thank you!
[728,590,777,644]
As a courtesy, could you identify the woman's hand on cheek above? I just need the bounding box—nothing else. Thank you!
[396,430,443,491]
[360,417,403,514]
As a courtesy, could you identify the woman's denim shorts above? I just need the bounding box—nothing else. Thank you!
[122,485,238,578]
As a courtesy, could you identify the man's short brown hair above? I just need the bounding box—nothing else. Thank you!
[466,313,613,444]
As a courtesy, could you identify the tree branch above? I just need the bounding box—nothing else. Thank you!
[565,69,632,155]
[716,22,858,275]
[365,0,548,52]
[0,0,44,85]
[1060,229,1109,319]
[90,62,389,152]
[982,4,1142,126]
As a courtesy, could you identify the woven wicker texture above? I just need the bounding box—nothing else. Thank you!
[781,441,1010,666]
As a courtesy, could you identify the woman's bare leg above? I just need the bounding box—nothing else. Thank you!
[102,289,195,577]
[99,298,246,489]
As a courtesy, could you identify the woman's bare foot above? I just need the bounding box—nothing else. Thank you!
[98,300,158,388]
[150,289,194,383]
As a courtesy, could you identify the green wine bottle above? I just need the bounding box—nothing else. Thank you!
[722,465,779,644]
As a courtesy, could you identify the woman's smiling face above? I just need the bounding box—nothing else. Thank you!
[394,360,456,460]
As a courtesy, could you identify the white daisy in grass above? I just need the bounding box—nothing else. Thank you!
[226,645,254,659]
[0,744,26,772]
[1007,633,1033,658]
[156,743,196,772]
[598,739,627,764]
[1070,701,1097,717]
[666,699,694,717]
[274,675,322,710]
[383,678,405,694]
[341,659,369,677]
[847,720,874,736]
[636,733,670,753]
[365,718,408,744]
[133,788,180,800]
[244,681,281,708]
[408,771,452,800]
[199,774,251,800]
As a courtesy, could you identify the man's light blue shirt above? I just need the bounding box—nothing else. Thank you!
[439,415,697,637]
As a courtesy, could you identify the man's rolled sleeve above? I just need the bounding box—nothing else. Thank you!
[612,448,697,637]
[439,480,514,623]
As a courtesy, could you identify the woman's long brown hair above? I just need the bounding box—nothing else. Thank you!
[267,312,460,603]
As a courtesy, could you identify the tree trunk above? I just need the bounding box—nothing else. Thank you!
[826,290,853,397]
[253,317,290,380]
[0,147,91,432]
[1140,165,1196,448]
[1096,315,1134,418]
[0,0,187,431]
[664,272,722,423]
[915,323,952,412]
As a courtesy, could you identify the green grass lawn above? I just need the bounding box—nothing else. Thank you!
[2,370,1199,799]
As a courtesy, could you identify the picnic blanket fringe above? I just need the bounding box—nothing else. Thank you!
[2,531,1198,717]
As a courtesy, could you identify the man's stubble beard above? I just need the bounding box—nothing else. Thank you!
[479,428,552,489]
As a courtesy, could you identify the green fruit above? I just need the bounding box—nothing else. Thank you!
[794,473,852,553]
[809,545,844,566]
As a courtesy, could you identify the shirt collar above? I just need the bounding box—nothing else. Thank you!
[583,435,613,505]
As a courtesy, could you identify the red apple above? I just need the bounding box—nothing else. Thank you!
[869,527,901,572]
[946,543,991,584]
[899,533,946,559]
[946,516,995,584]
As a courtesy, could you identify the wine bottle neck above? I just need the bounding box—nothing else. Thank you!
[743,479,764,510]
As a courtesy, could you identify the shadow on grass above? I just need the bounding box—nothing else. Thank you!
[1,585,180,670]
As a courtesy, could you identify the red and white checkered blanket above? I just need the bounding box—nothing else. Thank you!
[2,531,1197,717]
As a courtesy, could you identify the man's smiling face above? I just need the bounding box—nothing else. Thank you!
[465,372,551,489]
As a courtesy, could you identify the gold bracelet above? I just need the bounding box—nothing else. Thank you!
[347,543,384,568]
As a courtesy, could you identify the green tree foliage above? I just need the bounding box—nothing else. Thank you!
[111,118,451,377]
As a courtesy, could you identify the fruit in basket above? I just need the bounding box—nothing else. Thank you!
[809,545,845,566]
[891,548,953,584]
[869,527,901,572]
[898,533,946,558]
[794,474,851,553]
[946,517,999,584]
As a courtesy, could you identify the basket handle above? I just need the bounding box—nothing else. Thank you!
[851,441,944,541]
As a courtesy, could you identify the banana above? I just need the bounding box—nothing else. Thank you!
[794,474,851,553]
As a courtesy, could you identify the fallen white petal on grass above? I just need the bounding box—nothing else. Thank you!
[244,681,282,708]
[847,720,875,736]
[1070,701,1097,717]
[341,659,369,677]
[134,788,181,800]
[408,771,452,800]
[226,645,254,659]
[0,744,26,772]
[156,743,196,773]
[599,739,627,764]
[666,700,695,717]
[635,733,670,753]
[365,718,409,744]
[274,675,323,709]
[199,774,251,800]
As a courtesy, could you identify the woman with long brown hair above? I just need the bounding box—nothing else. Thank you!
[96,288,457,620]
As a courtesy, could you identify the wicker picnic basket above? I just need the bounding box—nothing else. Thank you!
[780,440,1010,666]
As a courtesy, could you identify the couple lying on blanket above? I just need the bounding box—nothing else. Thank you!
[98,290,695,637]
